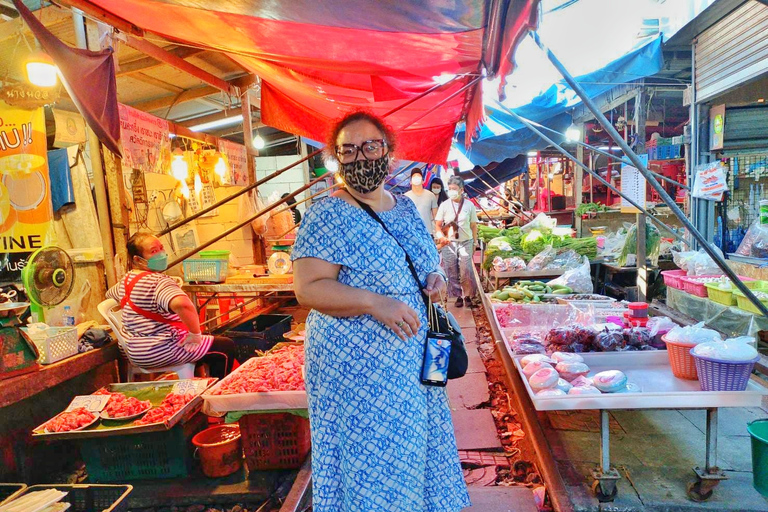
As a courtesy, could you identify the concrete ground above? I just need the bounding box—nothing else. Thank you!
[447,302,538,512]
[540,399,768,511]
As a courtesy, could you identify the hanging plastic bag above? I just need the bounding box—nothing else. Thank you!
[618,220,661,267]
[736,220,768,258]
[520,212,557,234]
[692,162,728,201]
[547,256,593,294]
[687,246,725,276]
[238,190,269,236]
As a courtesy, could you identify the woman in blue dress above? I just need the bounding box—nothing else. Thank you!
[292,111,470,512]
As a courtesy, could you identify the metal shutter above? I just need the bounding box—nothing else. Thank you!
[723,105,768,149]
[695,0,768,102]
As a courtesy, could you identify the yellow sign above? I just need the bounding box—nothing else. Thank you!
[0,101,54,253]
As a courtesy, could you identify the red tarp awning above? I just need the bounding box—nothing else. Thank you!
[76,0,539,164]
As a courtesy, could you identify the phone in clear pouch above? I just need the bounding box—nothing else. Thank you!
[420,331,453,387]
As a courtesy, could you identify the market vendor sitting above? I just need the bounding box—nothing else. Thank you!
[106,233,237,378]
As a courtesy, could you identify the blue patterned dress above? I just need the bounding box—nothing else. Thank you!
[291,195,470,512]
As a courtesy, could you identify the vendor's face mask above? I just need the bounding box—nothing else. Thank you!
[142,251,168,272]
[340,154,390,194]
[447,189,460,200]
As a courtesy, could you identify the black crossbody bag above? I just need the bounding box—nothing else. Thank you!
[348,193,468,382]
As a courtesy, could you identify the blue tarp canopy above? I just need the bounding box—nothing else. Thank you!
[454,35,665,177]
[461,155,528,198]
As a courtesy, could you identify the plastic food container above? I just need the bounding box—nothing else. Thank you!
[705,278,759,306]
[662,334,698,380]
[182,258,229,283]
[680,275,724,297]
[733,285,768,315]
[661,269,687,290]
[21,326,78,364]
[627,302,648,318]
[199,250,231,260]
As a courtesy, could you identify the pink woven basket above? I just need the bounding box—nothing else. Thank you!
[661,270,686,290]
[680,275,724,297]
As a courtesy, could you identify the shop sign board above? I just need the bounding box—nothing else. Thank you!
[117,103,171,174]
[52,109,87,148]
[0,100,55,281]
[620,154,647,213]
[0,83,59,110]
[219,138,249,186]
[710,104,725,151]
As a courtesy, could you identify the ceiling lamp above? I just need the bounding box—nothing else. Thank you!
[252,133,266,150]
[565,123,580,142]
[26,51,58,87]
[171,148,188,181]
[214,155,227,178]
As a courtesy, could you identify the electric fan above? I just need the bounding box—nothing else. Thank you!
[21,246,75,322]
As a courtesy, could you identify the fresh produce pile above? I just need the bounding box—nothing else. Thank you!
[618,220,661,267]
[135,392,196,425]
[575,202,608,217]
[482,226,597,271]
[543,325,659,354]
[43,408,96,432]
[490,280,572,304]
[212,345,305,395]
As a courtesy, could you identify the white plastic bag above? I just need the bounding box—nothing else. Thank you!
[647,316,678,337]
[520,212,557,234]
[692,162,728,201]
[547,257,593,294]
[527,246,557,271]
[687,246,724,276]
[665,322,722,344]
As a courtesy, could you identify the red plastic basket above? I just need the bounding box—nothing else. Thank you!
[662,335,698,380]
[680,275,724,297]
[661,269,687,290]
[238,413,311,471]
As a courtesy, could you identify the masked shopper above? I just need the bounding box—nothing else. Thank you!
[106,233,236,378]
[292,111,470,512]
[435,176,479,308]
[405,168,438,236]
[430,177,449,207]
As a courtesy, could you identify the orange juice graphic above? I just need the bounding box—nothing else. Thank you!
[0,102,54,253]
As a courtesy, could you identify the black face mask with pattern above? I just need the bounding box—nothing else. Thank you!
[340,155,390,194]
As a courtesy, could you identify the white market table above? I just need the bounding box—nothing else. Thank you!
[510,349,768,502]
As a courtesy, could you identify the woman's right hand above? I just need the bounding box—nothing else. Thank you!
[369,295,421,341]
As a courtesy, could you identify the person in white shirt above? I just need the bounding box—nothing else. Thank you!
[435,176,479,308]
[404,168,438,235]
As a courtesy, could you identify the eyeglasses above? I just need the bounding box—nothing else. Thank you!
[334,139,387,163]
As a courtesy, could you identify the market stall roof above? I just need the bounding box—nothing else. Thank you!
[454,34,665,167]
[462,155,529,198]
[62,0,540,164]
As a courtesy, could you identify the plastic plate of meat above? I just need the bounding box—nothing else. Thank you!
[42,409,99,433]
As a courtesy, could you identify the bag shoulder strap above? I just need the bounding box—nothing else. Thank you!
[346,191,429,310]
[121,271,186,330]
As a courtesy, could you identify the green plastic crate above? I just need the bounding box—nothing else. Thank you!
[79,414,205,482]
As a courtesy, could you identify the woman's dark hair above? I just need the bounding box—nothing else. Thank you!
[127,232,155,262]
[429,177,449,206]
[281,192,297,207]
[327,111,397,157]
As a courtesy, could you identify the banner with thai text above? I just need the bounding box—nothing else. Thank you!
[219,138,249,186]
[118,103,171,173]
[0,100,55,280]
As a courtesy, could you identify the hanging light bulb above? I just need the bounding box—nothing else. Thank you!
[171,149,188,181]
[26,51,58,87]
[214,155,227,178]
[179,181,190,199]
[194,173,203,196]
[252,133,266,150]
[565,123,581,142]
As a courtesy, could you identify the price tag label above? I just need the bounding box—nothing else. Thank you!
[172,379,208,396]
[65,395,110,412]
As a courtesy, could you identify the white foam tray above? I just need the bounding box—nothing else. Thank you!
[513,351,768,411]
[202,360,307,414]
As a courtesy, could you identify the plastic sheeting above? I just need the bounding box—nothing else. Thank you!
[666,287,765,341]
[455,35,665,166]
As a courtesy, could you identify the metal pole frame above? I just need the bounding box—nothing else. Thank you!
[500,106,689,246]
[531,32,768,317]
